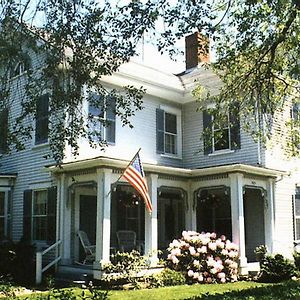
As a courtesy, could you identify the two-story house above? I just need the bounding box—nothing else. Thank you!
[0,32,299,282]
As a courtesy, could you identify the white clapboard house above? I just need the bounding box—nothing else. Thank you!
[0,32,299,283]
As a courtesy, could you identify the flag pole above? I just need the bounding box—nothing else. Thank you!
[106,148,141,197]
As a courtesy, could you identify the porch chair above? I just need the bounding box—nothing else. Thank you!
[116,230,137,252]
[77,230,96,264]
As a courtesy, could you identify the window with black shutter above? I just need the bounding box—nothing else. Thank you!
[23,187,57,244]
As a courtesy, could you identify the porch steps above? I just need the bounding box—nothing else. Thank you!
[55,264,95,288]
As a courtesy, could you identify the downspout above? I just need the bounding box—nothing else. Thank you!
[255,101,262,165]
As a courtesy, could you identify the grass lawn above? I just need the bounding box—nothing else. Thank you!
[108,281,272,300]
[1,280,300,299]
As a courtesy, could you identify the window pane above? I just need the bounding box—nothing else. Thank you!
[33,190,47,215]
[165,113,177,134]
[35,95,49,144]
[0,192,4,215]
[165,133,177,154]
[214,128,230,151]
[33,217,47,240]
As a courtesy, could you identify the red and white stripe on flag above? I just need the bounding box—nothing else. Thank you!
[123,153,152,213]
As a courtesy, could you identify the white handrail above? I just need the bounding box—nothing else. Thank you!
[36,240,62,285]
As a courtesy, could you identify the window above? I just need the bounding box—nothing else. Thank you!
[294,188,300,240]
[8,53,31,79]
[23,187,57,243]
[156,107,181,156]
[196,187,232,239]
[35,94,49,144]
[0,191,11,240]
[0,109,8,153]
[203,105,240,154]
[88,94,116,144]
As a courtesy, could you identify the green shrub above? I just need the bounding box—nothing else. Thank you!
[0,239,35,284]
[101,250,147,287]
[293,250,300,271]
[255,246,297,283]
[147,268,186,288]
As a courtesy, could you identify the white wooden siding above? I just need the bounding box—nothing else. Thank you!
[182,101,260,169]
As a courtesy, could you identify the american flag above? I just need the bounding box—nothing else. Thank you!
[123,152,152,213]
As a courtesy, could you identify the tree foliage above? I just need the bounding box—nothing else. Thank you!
[1,0,300,163]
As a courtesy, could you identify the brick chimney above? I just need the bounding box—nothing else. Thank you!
[185,32,210,69]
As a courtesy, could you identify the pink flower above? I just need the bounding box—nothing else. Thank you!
[193,260,200,267]
[220,235,226,241]
[172,256,179,264]
[210,232,217,239]
[208,242,217,251]
[221,249,228,256]
[193,272,200,280]
[188,270,194,277]
[189,246,196,255]
[198,246,207,253]
[217,272,226,279]
[220,277,226,283]
[198,275,204,282]
[216,239,225,249]
[206,277,212,283]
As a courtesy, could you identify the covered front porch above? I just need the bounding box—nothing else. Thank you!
[48,158,282,279]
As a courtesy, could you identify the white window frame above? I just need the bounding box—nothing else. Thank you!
[160,105,182,158]
[31,189,48,243]
[87,94,116,145]
[211,112,232,154]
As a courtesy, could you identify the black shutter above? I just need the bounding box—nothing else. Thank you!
[229,104,241,150]
[202,110,212,154]
[156,108,165,153]
[47,187,57,244]
[23,190,32,242]
[0,109,8,153]
[106,96,116,144]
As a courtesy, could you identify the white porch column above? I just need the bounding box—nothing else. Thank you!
[265,178,275,253]
[229,173,247,274]
[187,180,196,231]
[60,174,72,264]
[94,168,112,271]
[145,173,158,266]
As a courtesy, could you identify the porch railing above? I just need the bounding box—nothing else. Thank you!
[36,240,62,285]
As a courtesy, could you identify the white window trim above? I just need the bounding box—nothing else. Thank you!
[31,188,49,246]
[86,93,116,145]
[211,112,232,154]
[159,105,182,159]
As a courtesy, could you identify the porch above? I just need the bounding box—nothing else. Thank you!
[46,159,282,281]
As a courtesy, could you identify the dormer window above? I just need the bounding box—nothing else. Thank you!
[88,94,116,144]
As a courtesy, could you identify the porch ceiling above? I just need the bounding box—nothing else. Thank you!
[46,157,285,179]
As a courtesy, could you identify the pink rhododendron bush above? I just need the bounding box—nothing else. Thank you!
[167,231,239,284]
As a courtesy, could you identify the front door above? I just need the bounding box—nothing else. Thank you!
[244,188,265,262]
